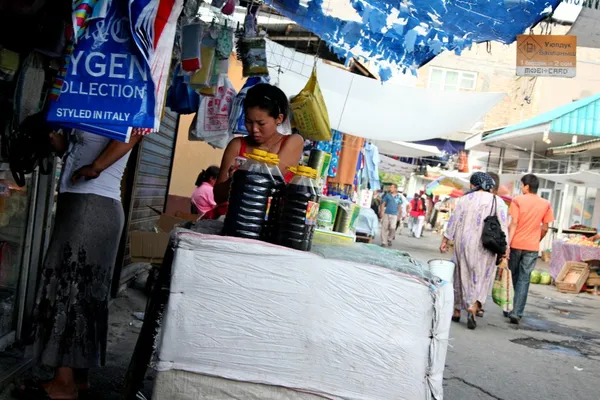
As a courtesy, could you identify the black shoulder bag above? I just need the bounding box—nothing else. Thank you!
[481,196,507,255]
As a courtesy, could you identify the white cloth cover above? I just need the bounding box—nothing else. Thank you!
[154,231,453,399]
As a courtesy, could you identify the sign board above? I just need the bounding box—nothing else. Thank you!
[516,35,577,78]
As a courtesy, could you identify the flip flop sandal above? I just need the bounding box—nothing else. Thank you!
[467,311,477,330]
[476,309,484,318]
[451,310,461,322]
[12,379,52,400]
[12,378,79,400]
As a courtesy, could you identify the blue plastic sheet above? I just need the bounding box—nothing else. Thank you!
[267,0,560,80]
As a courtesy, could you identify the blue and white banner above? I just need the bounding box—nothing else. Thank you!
[47,0,156,142]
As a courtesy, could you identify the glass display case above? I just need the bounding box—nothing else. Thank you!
[0,164,33,341]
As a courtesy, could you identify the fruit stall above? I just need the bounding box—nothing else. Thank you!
[549,236,600,280]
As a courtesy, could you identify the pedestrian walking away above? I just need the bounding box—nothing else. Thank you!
[506,174,554,324]
[410,194,427,238]
[380,184,401,247]
[440,172,508,330]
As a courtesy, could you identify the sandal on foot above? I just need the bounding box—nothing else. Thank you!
[12,379,78,400]
[451,310,461,322]
[467,311,477,330]
[12,380,52,400]
[476,309,484,318]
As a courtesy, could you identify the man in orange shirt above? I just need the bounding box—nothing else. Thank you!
[507,174,554,324]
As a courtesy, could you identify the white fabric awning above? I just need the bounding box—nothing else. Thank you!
[378,155,417,176]
[266,40,506,142]
[374,140,441,158]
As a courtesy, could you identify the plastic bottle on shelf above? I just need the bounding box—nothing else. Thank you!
[223,149,280,240]
[278,166,319,251]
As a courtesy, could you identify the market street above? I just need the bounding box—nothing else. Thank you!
[390,229,600,400]
[2,230,599,400]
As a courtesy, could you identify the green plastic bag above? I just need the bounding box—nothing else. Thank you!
[492,260,513,313]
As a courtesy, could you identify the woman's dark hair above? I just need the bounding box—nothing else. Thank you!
[488,172,500,193]
[195,166,219,186]
[521,173,540,194]
[244,83,289,121]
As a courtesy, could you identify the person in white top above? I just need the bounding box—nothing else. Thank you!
[15,113,143,400]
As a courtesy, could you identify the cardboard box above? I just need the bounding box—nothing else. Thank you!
[130,214,187,264]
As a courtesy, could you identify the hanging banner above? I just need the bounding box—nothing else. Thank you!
[47,0,156,142]
[516,35,577,78]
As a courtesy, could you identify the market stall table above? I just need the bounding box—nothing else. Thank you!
[549,240,600,278]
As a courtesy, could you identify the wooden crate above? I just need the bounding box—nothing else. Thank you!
[555,262,590,294]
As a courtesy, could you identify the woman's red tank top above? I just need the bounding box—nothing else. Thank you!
[238,136,295,183]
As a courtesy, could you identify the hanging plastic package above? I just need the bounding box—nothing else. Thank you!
[46,0,158,142]
[221,0,235,15]
[129,0,184,131]
[236,36,268,77]
[190,75,236,149]
[189,30,216,89]
[166,65,200,114]
[229,76,269,136]
[181,22,204,72]
[290,67,331,141]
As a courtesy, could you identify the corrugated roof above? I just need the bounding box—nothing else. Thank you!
[484,92,600,141]
[547,137,600,155]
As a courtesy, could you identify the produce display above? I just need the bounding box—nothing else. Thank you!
[530,270,541,284]
[530,270,552,285]
[566,237,600,248]
[540,271,552,285]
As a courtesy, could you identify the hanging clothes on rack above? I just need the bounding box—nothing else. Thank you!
[331,133,364,186]
[364,141,381,191]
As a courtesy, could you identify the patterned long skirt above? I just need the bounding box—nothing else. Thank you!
[32,192,124,369]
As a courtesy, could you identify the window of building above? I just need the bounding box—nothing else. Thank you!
[428,67,477,91]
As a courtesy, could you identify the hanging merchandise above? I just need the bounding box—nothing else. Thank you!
[129,0,184,131]
[189,29,216,89]
[47,0,156,142]
[314,129,342,178]
[237,36,269,77]
[0,48,20,82]
[190,75,236,149]
[221,0,235,15]
[166,66,200,114]
[229,76,270,136]
[364,141,381,191]
[330,133,364,186]
[14,52,45,125]
[290,68,331,141]
[181,22,204,72]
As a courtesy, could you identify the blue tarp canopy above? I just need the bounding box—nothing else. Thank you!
[267,0,560,80]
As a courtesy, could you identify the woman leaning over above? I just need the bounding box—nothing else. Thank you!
[439,172,508,330]
[214,83,303,204]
